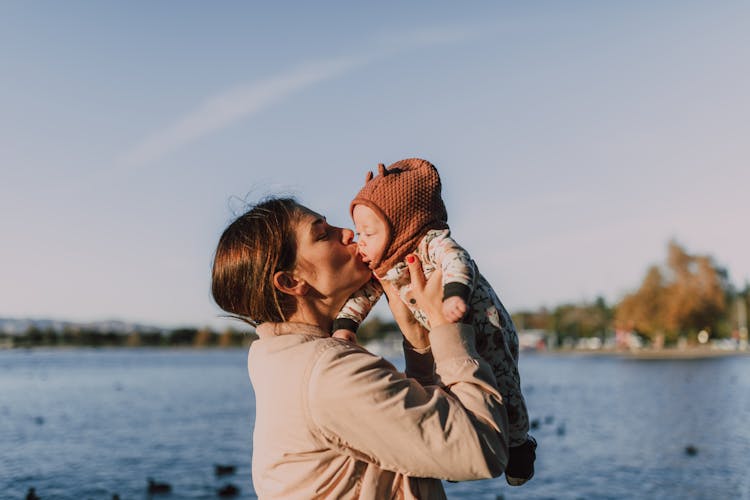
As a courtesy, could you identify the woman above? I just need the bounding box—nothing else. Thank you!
[211,197,509,499]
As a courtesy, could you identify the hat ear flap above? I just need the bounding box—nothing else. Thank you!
[365,171,374,182]
[378,163,387,176]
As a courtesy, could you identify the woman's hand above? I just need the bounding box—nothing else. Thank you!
[381,254,449,349]
[402,254,449,329]
[381,274,429,349]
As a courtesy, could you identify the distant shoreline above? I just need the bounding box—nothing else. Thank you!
[528,347,750,360]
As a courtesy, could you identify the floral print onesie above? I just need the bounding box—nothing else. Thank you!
[336,228,530,447]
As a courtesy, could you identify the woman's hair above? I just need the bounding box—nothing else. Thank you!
[211,197,304,325]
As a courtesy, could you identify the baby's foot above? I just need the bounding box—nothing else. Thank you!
[505,435,537,486]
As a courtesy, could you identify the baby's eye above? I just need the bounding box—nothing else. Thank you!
[317,229,330,241]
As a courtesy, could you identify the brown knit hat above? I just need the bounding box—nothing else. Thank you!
[350,158,448,277]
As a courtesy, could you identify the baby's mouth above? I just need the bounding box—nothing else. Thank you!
[356,248,370,262]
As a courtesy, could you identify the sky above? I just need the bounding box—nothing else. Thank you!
[1,1,748,330]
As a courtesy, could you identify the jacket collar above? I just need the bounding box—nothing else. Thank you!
[255,322,331,340]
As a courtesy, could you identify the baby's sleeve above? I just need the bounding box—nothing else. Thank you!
[332,278,384,332]
[425,232,476,302]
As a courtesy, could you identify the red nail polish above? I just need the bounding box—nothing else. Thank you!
[406,255,415,264]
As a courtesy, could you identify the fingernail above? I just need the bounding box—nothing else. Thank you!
[406,255,416,264]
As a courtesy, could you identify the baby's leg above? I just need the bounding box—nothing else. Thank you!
[471,301,536,485]
[473,291,539,485]
[469,294,529,447]
[482,328,529,446]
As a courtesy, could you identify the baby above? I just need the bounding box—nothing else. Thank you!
[332,158,536,486]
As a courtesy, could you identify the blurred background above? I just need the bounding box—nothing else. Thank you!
[2,1,749,499]
[2,0,748,332]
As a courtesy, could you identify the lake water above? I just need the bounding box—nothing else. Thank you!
[2,347,749,499]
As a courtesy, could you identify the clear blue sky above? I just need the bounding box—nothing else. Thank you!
[1,1,748,329]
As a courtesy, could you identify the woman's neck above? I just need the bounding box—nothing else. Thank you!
[285,301,335,333]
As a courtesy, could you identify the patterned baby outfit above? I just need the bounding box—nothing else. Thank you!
[334,158,530,448]
[335,229,529,447]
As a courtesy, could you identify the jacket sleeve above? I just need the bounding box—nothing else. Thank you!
[306,323,509,481]
[424,232,476,302]
[332,278,384,332]
[402,343,435,386]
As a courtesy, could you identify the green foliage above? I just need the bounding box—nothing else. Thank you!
[551,297,612,341]
[358,317,399,343]
[512,308,553,331]
[4,240,742,351]
[6,325,255,348]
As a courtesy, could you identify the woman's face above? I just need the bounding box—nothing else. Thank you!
[292,208,371,305]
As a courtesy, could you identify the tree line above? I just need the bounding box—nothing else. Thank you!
[512,240,748,347]
[4,240,745,349]
[335,240,749,348]
[2,326,255,348]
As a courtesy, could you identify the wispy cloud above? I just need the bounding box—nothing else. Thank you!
[116,56,363,168]
[116,25,478,168]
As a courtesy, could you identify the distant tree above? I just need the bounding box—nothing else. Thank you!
[79,328,107,346]
[552,299,611,341]
[616,265,668,339]
[139,332,164,346]
[193,328,216,347]
[512,307,553,331]
[126,331,142,347]
[219,327,248,347]
[358,316,399,343]
[615,240,729,343]
[25,326,44,346]
[218,329,232,347]
[169,328,197,345]
[665,244,727,336]
[61,326,81,345]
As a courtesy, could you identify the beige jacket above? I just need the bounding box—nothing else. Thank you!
[248,322,509,499]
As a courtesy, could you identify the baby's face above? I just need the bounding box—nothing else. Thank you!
[352,204,388,265]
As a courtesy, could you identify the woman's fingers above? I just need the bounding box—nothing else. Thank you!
[405,254,425,291]
[405,254,448,328]
[382,273,429,348]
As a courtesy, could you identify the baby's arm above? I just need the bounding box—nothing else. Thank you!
[332,278,384,342]
[424,232,476,323]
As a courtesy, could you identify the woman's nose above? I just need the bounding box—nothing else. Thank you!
[341,228,355,244]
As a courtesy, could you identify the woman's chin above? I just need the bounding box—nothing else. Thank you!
[350,265,373,291]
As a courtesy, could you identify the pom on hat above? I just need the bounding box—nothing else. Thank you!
[366,163,390,182]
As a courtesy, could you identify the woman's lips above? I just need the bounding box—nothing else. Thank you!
[353,246,370,262]
[350,245,369,264]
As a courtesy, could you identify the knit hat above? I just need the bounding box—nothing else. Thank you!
[350,158,448,278]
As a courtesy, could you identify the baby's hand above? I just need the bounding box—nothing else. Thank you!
[442,296,468,323]
[332,329,358,344]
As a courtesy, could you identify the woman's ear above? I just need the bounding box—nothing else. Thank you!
[273,271,310,296]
